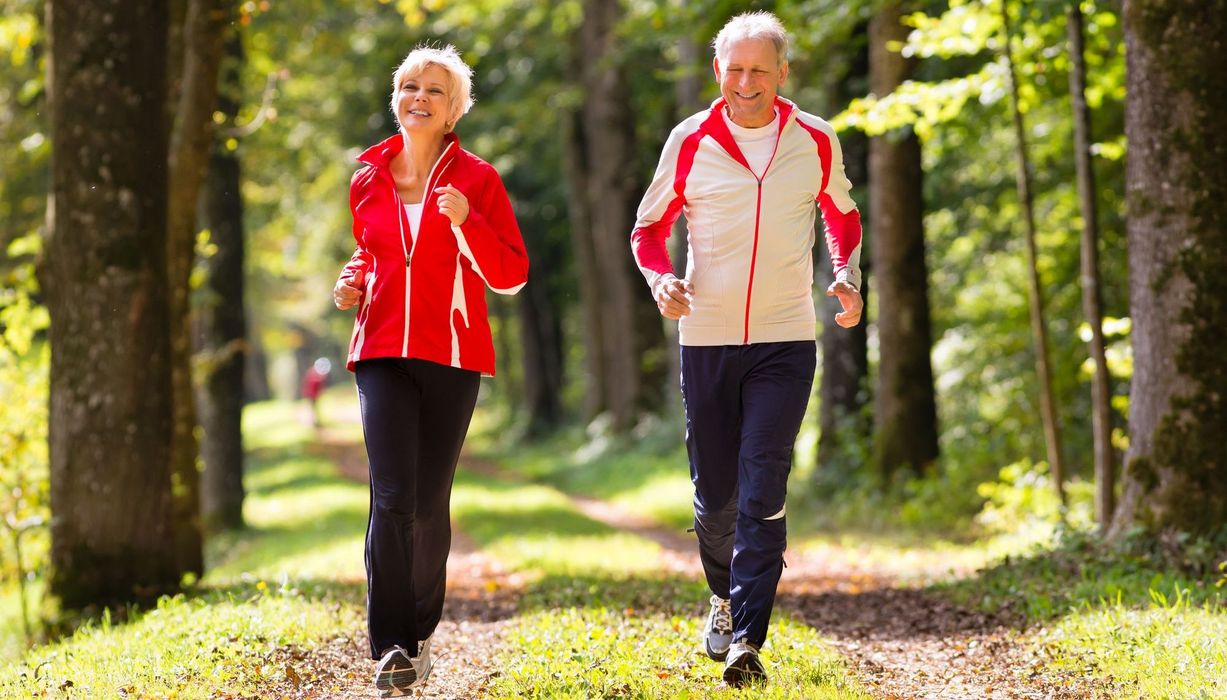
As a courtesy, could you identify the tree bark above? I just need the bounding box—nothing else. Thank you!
[517,264,563,438]
[197,26,246,532]
[868,3,939,480]
[819,21,871,472]
[167,0,228,575]
[1067,1,1115,532]
[1111,0,1227,536]
[570,0,645,432]
[560,103,605,422]
[43,0,180,607]
[1001,0,1067,503]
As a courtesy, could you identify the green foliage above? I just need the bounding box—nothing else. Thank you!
[975,459,1094,542]
[0,0,47,263]
[0,237,49,652]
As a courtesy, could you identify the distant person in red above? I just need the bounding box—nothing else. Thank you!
[332,44,528,697]
[301,357,331,427]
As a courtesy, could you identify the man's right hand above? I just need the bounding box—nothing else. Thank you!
[334,271,364,311]
[653,274,694,320]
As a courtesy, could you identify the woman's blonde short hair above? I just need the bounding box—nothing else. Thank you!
[390,44,475,129]
[712,11,790,65]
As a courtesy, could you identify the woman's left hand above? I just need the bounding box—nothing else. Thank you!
[434,184,469,226]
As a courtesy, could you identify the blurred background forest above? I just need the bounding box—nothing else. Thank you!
[1,0,1225,684]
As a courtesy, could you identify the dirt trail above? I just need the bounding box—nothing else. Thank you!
[287,426,1105,699]
[463,454,1108,698]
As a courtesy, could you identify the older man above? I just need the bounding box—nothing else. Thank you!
[630,10,863,687]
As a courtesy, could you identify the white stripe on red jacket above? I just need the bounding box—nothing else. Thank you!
[341,133,529,375]
[631,97,862,346]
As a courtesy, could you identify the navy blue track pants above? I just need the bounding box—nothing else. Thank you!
[680,340,816,648]
[355,357,480,660]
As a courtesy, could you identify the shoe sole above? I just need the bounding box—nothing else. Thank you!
[723,659,766,687]
[375,666,417,695]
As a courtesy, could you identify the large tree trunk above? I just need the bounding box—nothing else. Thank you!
[1111,0,1227,536]
[1001,0,1067,502]
[560,104,605,422]
[167,0,228,576]
[517,264,563,438]
[197,26,246,532]
[868,3,939,480]
[819,21,871,472]
[570,0,645,432]
[1067,2,1116,532]
[43,0,180,607]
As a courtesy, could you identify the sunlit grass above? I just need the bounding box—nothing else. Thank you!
[1,586,361,699]
[490,572,869,700]
[1043,597,1227,698]
[0,398,369,698]
[451,470,663,576]
[469,422,696,532]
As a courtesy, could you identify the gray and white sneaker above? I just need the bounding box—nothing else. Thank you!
[412,636,434,685]
[374,645,415,697]
[373,637,433,697]
[722,641,766,687]
[702,594,733,661]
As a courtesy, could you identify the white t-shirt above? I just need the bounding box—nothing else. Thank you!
[726,110,780,179]
[403,202,424,243]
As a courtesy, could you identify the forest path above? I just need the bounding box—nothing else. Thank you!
[271,420,1104,699]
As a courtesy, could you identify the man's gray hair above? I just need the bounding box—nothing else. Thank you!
[712,11,790,64]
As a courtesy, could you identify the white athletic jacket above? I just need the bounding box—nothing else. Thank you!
[631,97,862,346]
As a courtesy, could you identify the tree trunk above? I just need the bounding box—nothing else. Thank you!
[819,21,871,472]
[868,3,939,480]
[1067,1,1115,532]
[560,104,605,422]
[580,0,645,430]
[1001,0,1067,503]
[517,266,563,438]
[167,0,228,575]
[43,0,180,607]
[244,325,272,402]
[197,26,246,532]
[1110,0,1227,536]
[571,0,645,432]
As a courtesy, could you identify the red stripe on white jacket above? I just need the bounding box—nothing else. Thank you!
[631,97,862,346]
[341,133,529,374]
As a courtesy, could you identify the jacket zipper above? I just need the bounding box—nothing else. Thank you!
[391,141,455,356]
[741,116,786,345]
[743,178,763,344]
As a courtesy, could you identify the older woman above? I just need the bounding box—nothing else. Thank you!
[333,44,528,696]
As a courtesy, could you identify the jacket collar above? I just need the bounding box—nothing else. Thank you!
[707,96,797,130]
[702,96,796,171]
[357,131,460,169]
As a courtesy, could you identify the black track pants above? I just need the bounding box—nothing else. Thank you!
[355,357,480,659]
[680,341,816,648]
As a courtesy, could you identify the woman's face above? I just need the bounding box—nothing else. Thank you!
[395,64,454,138]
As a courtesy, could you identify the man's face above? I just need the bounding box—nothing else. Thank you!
[714,37,788,129]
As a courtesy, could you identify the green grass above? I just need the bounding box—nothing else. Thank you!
[461,419,870,698]
[1,397,870,697]
[942,534,1227,698]
[0,399,368,699]
[470,421,696,532]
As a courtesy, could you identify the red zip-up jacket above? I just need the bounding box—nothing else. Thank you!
[340,133,529,375]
